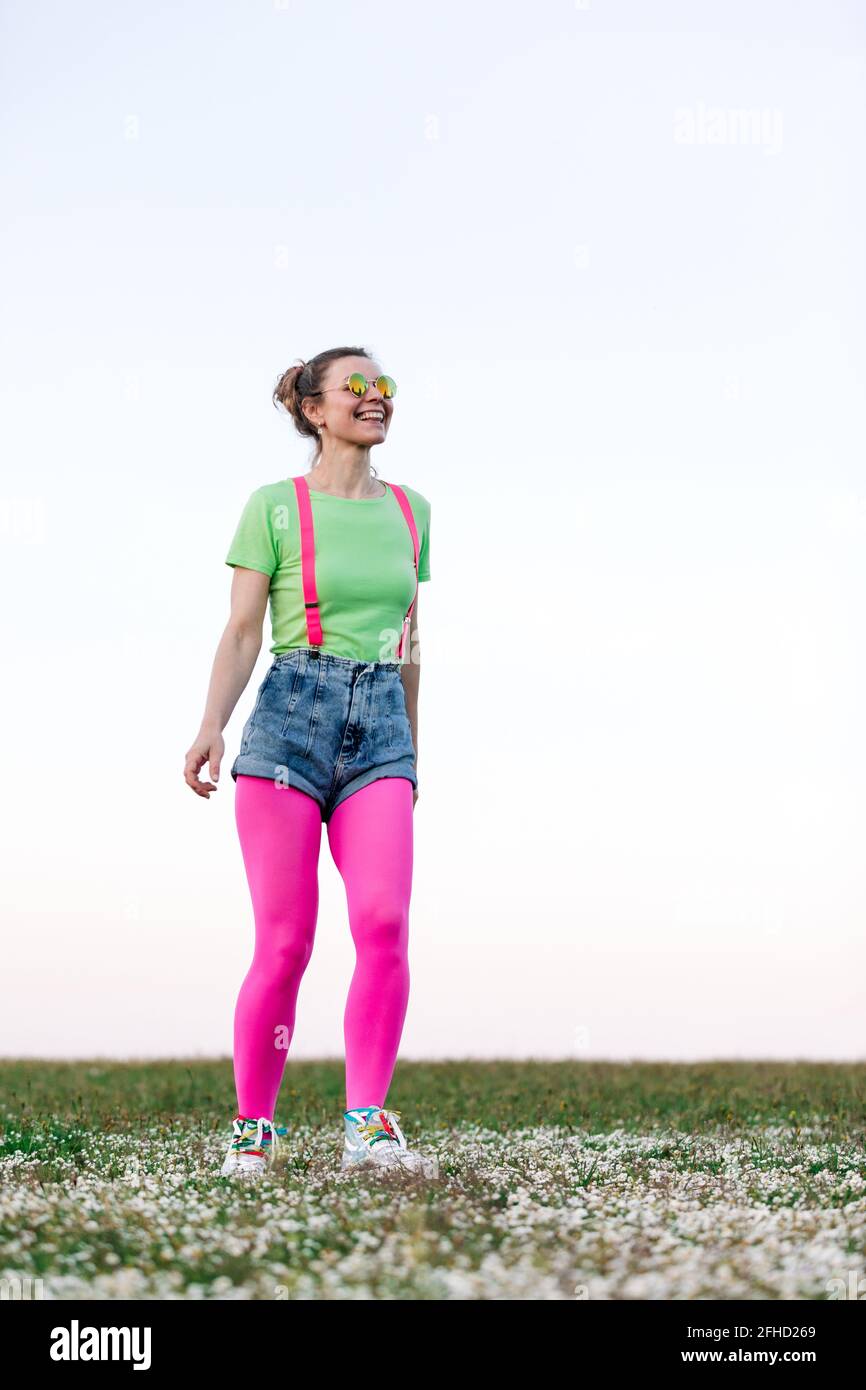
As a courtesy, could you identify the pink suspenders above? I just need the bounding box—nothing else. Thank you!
[292,475,325,647]
[290,476,420,662]
[389,483,421,661]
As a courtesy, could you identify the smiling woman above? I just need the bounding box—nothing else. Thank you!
[184,343,437,1182]
[273,351,397,462]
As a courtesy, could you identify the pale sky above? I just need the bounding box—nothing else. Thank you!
[1,0,864,1062]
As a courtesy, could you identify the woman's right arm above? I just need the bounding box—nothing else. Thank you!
[183,566,272,798]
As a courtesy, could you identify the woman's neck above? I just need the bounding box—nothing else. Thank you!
[305,453,384,499]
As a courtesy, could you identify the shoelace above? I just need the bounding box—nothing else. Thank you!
[355,1108,405,1148]
[231,1116,288,1163]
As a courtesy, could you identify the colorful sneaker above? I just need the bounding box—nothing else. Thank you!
[219,1115,288,1178]
[341,1106,439,1178]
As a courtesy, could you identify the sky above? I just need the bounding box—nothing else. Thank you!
[1,0,864,1062]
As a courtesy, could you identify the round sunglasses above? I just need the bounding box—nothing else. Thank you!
[308,372,397,401]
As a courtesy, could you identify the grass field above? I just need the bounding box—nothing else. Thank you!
[1,1059,864,1300]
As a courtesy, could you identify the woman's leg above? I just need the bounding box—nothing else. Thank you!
[232,775,322,1119]
[326,776,415,1111]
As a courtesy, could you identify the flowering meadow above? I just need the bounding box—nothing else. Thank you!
[1,1060,864,1300]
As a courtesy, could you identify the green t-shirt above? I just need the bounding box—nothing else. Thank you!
[225,478,431,662]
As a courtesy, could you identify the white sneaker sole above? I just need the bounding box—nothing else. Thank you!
[340,1146,439,1178]
[220,1155,268,1179]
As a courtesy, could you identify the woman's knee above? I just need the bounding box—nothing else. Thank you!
[252,928,315,983]
[351,899,409,955]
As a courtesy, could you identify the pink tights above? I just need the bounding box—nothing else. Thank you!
[231,774,414,1118]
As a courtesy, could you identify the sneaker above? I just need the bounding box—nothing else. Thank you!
[341,1106,439,1178]
[219,1115,287,1178]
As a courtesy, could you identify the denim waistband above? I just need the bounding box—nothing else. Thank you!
[272,647,403,672]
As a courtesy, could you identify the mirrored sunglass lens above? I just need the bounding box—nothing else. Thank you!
[377,376,396,398]
[348,373,368,395]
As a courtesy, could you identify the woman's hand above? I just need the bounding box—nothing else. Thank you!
[184,730,224,798]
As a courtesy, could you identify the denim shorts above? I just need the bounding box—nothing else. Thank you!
[230,648,417,821]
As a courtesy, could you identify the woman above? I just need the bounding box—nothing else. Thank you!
[184,345,436,1180]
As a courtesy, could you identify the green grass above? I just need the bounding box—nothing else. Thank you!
[2,1057,864,1136]
[1,1060,864,1300]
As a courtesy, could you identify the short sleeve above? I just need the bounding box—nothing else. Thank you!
[225,489,279,577]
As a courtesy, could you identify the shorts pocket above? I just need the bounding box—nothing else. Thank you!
[240,667,278,754]
[383,681,415,757]
[279,660,306,738]
[388,713,416,758]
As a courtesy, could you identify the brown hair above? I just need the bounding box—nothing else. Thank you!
[273,345,379,465]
